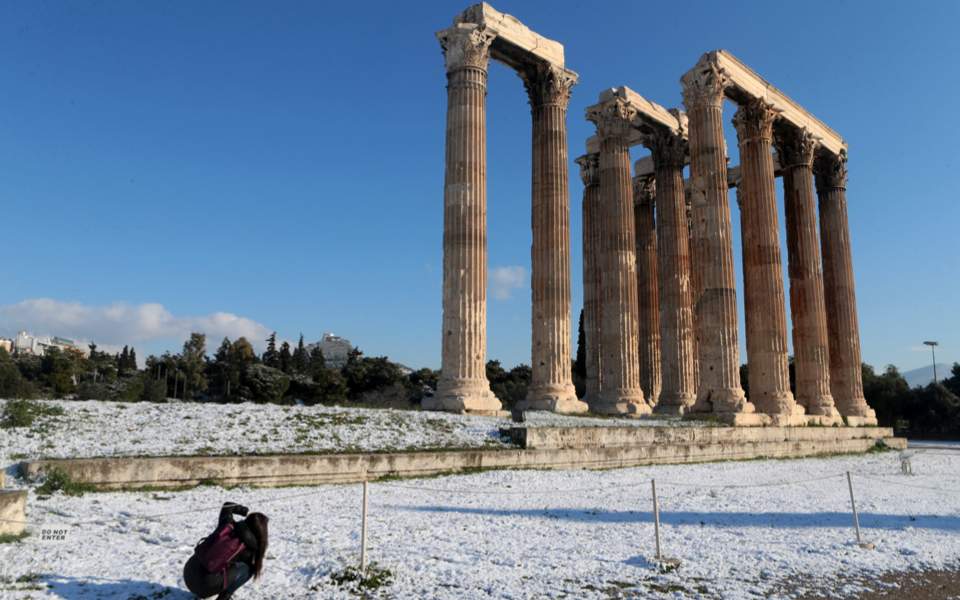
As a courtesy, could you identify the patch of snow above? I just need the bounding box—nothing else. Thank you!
[2,451,959,598]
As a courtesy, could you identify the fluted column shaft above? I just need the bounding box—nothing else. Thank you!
[646,131,696,413]
[815,151,877,425]
[733,99,799,420]
[520,65,585,413]
[634,175,661,405]
[775,127,839,420]
[577,154,602,403]
[681,62,752,416]
[586,99,649,415]
[431,25,501,413]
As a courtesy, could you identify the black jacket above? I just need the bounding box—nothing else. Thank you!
[217,502,259,567]
[183,502,259,596]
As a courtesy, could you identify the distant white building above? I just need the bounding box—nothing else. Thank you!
[0,338,12,354]
[309,332,354,368]
[12,330,86,357]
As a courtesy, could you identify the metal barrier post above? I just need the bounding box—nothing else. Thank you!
[360,480,369,571]
[846,472,874,549]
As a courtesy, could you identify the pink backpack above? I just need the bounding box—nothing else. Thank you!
[195,523,246,588]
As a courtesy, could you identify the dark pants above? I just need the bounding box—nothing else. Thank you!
[184,555,253,598]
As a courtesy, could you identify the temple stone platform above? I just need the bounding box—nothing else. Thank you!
[20,425,904,491]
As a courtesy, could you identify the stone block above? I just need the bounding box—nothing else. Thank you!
[454,3,565,68]
[0,490,26,537]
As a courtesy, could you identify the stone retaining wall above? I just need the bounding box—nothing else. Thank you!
[21,426,905,491]
[0,490,27,536]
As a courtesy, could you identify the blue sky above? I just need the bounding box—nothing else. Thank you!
[0,1,957,373]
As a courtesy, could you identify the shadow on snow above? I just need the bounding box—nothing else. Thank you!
[387,504,960,531]
[40,575,192,600]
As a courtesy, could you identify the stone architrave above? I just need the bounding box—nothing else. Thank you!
[681,59,756,422]
[428,24,502,414]
[633,174,662,406]
[733,98,803,425]
[586,98,650,415]
[815,151,878,426]
[518,64,587,414]
[644,129,697,414]
[577,153,603,404]
[774,126,842,424]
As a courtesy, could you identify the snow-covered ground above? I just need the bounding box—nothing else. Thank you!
[0,399,700,475]
[3,450,960,598]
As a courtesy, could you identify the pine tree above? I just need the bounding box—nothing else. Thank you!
[262,332,279,368]
[574,308,586,380]
[292,334,308,374]
[309,345,326,375]
[279,341,292,374]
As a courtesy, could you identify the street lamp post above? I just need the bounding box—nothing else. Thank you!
[923,341,939,384]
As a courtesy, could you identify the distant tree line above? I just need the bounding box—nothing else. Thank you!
[0,333,442,408]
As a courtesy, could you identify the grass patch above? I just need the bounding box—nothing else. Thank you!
[1,399,64,428]
[328,563,393,593]
[0,531,29,544]
[36,468,95,497]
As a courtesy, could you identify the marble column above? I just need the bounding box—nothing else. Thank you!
[428,24,502,413]
[586,98,650,415]
[577,153,603,404]
[645,129,696,414]
[519,64,587,413]
[774,126,841,423]
[681,60,754,421]
[733,99,803,424]
[815,151,877,426]
[633,174,662,406]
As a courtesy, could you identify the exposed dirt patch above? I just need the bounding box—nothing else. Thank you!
[799,568,960,600]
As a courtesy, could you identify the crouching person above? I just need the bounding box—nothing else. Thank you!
[183,502,269,599]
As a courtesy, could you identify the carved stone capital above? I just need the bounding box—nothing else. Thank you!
[633,175,656,206]
[586,97,637,141]
[643,127,688,169]
[773,126,819,169]
[576,153,600,187]
[814,150,848,192]
[521,63,578,111]
[732,97,779,143]
[681,57,729,109]
[437,24,495,73]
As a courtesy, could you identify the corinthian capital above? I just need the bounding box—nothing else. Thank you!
[681,56,729,109]
[521,63,578,111]
[437,24,495,72]
[633,175,656,206]
[814,150,848,192]
[576,153,600,187]
[643,127,688,169]
[773,126,819,169]
[586,97,637,141]
[732,97,779,143]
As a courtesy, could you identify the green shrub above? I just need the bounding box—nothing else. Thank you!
[1,399,64,428]
[36,467,94,496]
[329,563,393,592]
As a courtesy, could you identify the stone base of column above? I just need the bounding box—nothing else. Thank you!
[691,388,756,415]
[844,412,879,427]
[768,404,808,427]
[653,393,696,416]
[590,393,651,417]
[801,399,841,418]
[425,379,503,414]
[517,384,588,414]
[806,415,845,426]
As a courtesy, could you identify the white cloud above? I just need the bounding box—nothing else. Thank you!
[490,266,527,300]
[0,298,272,351]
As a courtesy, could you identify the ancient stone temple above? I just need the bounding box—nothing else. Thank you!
[429,5,876,425]
[579,52,876,426]
[426,4,586,414]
